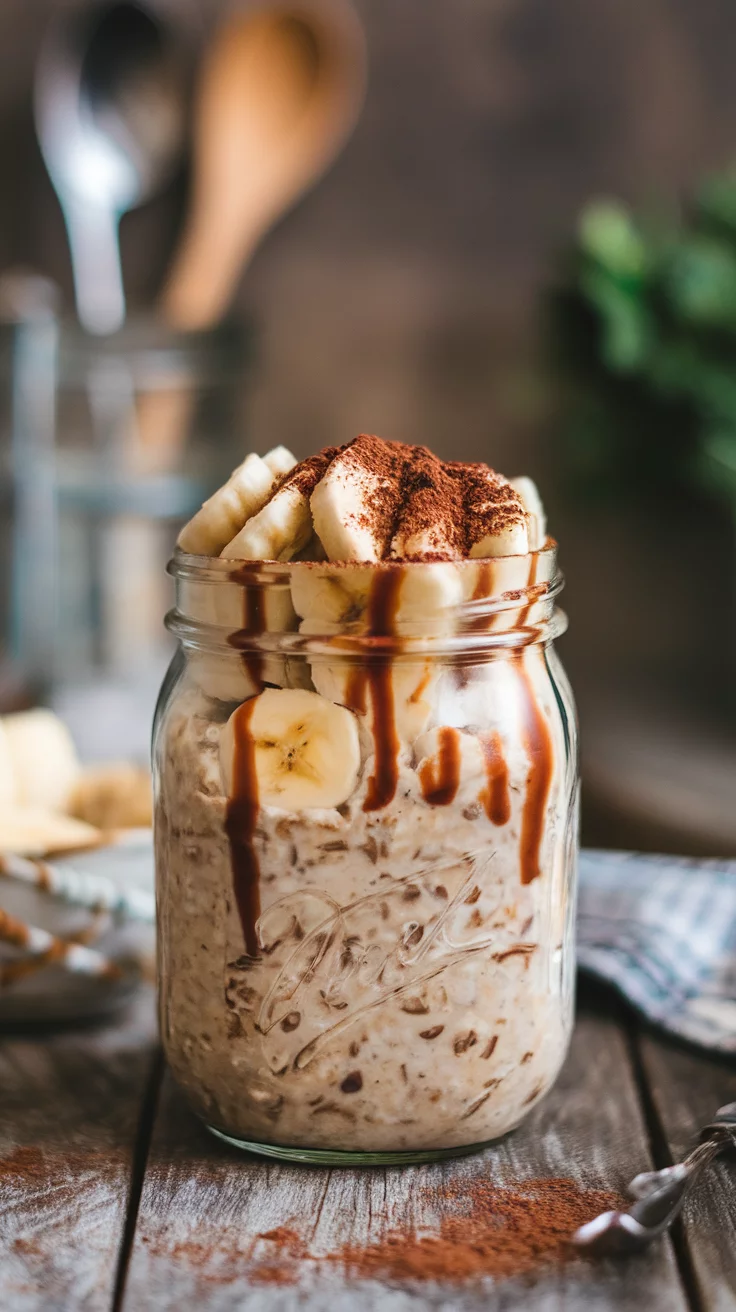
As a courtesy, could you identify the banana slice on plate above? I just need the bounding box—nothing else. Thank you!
[220,688,361,810]
[178,447,296,556]
[0,806,101,857]
[0,722,16,806]
[67,764,152,830]
[2,709,81,812]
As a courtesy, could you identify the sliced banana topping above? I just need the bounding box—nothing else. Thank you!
[220,689,361,810]
[221,480,312,562]
[262,445,298,479]
[509,475,547,551]
[462,466,529,558]
[178,452,277,556]
[310,436,404,562]
[177,437,544,565]
[222,450,335,562]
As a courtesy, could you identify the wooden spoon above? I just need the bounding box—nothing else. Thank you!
[162,0,367,330]
[119,0,364,669]
[132,0,365,471]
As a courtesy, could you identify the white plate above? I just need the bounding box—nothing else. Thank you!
[0,830,155,1026]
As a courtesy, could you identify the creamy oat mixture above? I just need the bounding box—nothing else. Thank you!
[156,436,577,1153]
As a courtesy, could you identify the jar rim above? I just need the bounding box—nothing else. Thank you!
[168,539,559,582]
[166,542,567,654]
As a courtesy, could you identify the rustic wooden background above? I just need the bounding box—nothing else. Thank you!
[0,0,735,844]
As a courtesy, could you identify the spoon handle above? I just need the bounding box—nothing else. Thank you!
[62,196,125,335]
[574,1125,735,1253]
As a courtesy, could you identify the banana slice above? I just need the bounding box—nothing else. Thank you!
[292,562,469,743]
[188,651,260,705]
[2,710,81,812]
[290,564,372,626]
[414,725,486,804]
[310,436,405,561]
[262,445,297,479]
[0,806,101,857]
[220,689,361,810]
[293,534,328,562]
[0,722,16,806]
[509,475,547,551]
[222,451,334,562]
[178,452,277,556]
[304,648,435,743]
[67,764,152,829]
[291,561,465,631]
[183,568,298,701]
[221,481,311,562]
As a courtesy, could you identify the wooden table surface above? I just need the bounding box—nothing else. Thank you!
[1,980,735,1311]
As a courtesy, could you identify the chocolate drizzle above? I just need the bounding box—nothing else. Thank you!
[346,567,404,812]
[419,726,461,806]
[479,731,510,825]
[224,697,261,956]
[517,554,538,631]
[468,561,495,633]
[227,568,266,689]
[515,653,554,885]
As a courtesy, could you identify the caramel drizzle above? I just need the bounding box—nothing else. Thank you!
[419,726,461,806]
[343,568,403,812]
[479,731,510,825]
[224,697,261,956]
[515,652,553,885]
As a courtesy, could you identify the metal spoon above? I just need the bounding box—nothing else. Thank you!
[574,1101,736,1255]
[35,0,187,333]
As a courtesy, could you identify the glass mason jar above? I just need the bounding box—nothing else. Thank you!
[154,545,579,1165]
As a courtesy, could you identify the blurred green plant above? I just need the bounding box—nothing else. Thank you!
[548,174,736,508]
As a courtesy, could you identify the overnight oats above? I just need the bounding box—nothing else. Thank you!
[154,435,579,1163]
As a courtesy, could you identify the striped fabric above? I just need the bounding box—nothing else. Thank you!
[578,850,736,1054]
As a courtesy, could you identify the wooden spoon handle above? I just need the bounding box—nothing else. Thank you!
[163,1,366,331]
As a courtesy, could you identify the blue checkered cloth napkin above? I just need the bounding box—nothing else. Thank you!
[578,849,736,1055]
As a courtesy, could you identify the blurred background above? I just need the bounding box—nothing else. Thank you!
[0,0,734,855]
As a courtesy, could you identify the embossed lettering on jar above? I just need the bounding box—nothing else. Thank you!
[154,547,578,1164]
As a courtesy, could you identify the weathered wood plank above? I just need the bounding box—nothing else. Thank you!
[124,1012,688,1311]
[638,1032,736,1312]
[0,988,158,1312]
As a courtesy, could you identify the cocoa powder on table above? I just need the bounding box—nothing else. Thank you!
[245,1175,625,1287]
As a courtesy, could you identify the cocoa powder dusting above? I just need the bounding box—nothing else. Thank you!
[391,444,467,556]
[281,446,343,497]
[159,1176,624,1290]
[333,1177,624,1284]
[322,436,527,561]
